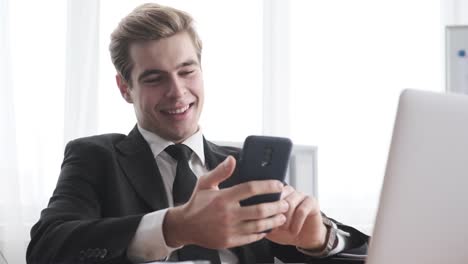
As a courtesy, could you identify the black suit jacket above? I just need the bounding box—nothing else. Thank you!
[27,126,368,264]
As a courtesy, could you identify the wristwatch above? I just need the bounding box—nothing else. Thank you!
[297,215,338,257]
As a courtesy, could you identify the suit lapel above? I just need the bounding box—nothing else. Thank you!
[203,138,228,171]
[116,126,169,211]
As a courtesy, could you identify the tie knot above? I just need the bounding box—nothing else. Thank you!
[165,144,193,161]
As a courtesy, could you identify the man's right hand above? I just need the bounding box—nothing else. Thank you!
[163,155,289,249]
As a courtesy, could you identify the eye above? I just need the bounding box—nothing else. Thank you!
[143,76,163,84]
[180,70,195,76]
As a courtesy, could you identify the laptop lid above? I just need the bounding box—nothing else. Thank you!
[366,89,468,264]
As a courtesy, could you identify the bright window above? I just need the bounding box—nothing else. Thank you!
[290,0,442,233]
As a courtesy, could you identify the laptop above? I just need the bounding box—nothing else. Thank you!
[366,89,468,264]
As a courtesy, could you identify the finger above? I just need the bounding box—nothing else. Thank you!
[223,180,284,201]
[237,199,289,220]
[280,184,295,199]
[240,214,287,234]
[282,191,306,230]
[227,232,267,248]
[197,156,236,189]
[289,196,317,235]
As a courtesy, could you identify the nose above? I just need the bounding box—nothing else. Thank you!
[166,75,185,98]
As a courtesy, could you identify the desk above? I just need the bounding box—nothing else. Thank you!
[308,258,364,264]
[270,255,366,264]
[143,255,366,264]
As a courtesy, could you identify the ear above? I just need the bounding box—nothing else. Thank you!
[116,74,133,103]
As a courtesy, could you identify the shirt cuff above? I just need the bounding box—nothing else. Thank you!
[127,209,181,263]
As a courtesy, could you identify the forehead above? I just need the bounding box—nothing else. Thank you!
[129,32,199,75]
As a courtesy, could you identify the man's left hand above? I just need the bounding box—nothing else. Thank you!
[266,185,328,250]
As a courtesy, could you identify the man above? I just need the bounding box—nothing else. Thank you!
[27,3,368,264]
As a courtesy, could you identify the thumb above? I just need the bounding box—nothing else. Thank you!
[197,156,236,190]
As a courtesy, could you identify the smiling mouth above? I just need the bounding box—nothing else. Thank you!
[162,103,194,115]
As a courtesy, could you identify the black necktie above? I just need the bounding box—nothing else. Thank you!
[165,144,221,264]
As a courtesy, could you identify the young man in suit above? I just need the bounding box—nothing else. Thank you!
[27,3,368,264]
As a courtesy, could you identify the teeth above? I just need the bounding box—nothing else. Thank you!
[167,105,190,114]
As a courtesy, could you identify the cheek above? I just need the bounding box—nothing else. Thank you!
[138,91,163,112]
[190,77,204,97]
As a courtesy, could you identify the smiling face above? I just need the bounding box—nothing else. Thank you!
[117,32,204,143]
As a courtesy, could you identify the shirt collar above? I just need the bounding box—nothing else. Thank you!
[137,125,205,165]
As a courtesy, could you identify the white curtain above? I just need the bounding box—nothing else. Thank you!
[289,0,445,234]
[64,0,100,143]
[0,0,100,263]
[0,0,21,262]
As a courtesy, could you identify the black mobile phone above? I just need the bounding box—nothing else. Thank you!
[237,135,293,207]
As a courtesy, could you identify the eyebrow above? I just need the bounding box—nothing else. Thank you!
[137,59,199,82]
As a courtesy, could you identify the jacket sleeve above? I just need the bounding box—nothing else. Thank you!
[26,140,143,264]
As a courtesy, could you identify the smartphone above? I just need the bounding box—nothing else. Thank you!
[237,135,293,207]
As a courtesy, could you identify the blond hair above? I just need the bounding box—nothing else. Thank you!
[109,3,202,85]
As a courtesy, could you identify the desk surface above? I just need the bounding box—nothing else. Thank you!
[143,256,365,264]
[267,256,365,264]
